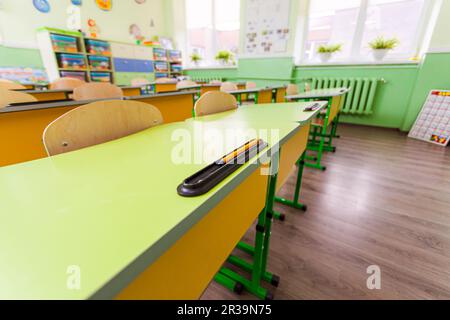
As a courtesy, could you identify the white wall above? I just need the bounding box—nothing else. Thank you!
[0,0,168,48]
[428,0,450,51]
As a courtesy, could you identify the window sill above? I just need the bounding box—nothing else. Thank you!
[184,65,238,71]
[296,60,420,68]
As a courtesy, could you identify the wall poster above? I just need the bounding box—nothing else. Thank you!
[244,0,291,55]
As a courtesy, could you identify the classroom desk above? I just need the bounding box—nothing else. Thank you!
[176,85,202,92]
[273,86,287,103]
[0,102,323,300]
[126,91,196,123]
[200,84,221,95]
[120,85,145,97]
[186,101,327,219]
[22,89,71,102]
[154,81,178,93]
[228,88,275,105]
[286,88,350,170]
[0,91,197,167]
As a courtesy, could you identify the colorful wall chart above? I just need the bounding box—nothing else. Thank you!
[408,90,450,147]
[244,0,291,55]
[0,67,48,84]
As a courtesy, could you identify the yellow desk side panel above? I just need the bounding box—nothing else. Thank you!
[122,88,142,97]
[116,168,268,300]
[136,94,194,123]
[0,106,78,167]
[275,88,287,103]
[327,96,343,126]
[155,83,177,93]
[30,91,68,102]
[277,123,311,191]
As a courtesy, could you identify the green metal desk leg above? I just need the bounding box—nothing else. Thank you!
[237,94,242,106]
[274,152,308,218]
[306,98,332,171]
[215,154,280,300]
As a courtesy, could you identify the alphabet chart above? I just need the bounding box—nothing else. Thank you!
[408,90,450,147]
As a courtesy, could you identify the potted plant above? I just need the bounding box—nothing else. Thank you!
[190,53,202,66]
[369,36,399,61]
[317,44,342,63]
[215,50,235,66]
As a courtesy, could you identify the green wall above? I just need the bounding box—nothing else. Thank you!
[402,53,450,131]
[0,46,43,68]
[294,64,419,129]
[186,61,421,130]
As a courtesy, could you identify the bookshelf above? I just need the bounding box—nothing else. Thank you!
[37,28,115,84]
[37,28,184,86]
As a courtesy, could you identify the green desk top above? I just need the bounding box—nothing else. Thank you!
[0,91,198,114]
[286,88,350,100]
[0,103,320,300]
[188,102,327,126]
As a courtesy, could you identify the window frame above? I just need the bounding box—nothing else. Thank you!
[297,0,435,65]
[184,0,240,68]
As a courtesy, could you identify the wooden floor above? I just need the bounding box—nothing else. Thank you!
[201,124,450,300]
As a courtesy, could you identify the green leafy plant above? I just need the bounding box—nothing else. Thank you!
[369,36,399,50]
[317,44,342,54]
[190,52,202,63]
[215,50,235,64]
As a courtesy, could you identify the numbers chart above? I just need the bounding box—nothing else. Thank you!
[409,90,450,147]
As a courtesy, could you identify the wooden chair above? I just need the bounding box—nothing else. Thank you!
[72,83,124,101]
[0,88,37,108]
[131,78,151,86]
[50,77,86,90]
[194,91,238,117]
[209,80,222,85]
[43,100,163,156]
[0,79,26,90]
[220,82,238,92]
[176,80,197,90]
[286,84,299,96]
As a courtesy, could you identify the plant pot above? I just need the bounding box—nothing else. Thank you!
[317,52,332,63]
[372,49,390,61]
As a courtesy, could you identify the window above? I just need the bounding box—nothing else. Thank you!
[301,0,430,63]
[186,0,240,67]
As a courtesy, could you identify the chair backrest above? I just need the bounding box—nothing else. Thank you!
[131,78,151,86]
[209,80,222,85]
[220,82,238,92]
[194,91,238,117]
[286,84,299,96]
[155,77,174,84]
[0,88,37,108]
[176,80,197,90]
[72,83,124,101]
[246,82,257,89]
[50,77,86,90]
[0,79,26,90]
[43,100,163,156]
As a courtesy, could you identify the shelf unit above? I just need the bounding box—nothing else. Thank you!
[38,28,184,86]
[84,38,114,83]
[37,27,115,84]
[152,49,183,79]
[168,50,183,79]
